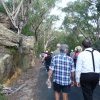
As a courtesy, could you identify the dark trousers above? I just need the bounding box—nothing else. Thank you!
[80,73,99,100]
[46,65,49,72]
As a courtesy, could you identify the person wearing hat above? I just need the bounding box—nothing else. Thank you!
[76,39,100,100]
[73,46,82,68]
[48,44,75,100]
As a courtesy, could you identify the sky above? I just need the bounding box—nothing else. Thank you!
[50,0,76,29]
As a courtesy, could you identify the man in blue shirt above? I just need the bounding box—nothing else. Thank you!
[48,44,75,100]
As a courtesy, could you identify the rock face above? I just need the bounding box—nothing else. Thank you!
[0,53,12,80]
[0,23,35,84]
[21,36,35,49]
[0,13,12,29]
[0,23,19,80]
[20,36,35,70]
[0,23,19,47]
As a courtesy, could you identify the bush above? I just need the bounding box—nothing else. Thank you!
[22,24,33,36]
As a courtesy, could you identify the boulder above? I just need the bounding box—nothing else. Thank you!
[0,23,35,85]
[0,53,12,80]
[0,13,12,29]
[0,23,19,47]
[21,36,35,50]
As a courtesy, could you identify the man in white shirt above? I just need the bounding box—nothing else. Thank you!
[76,39,100,100]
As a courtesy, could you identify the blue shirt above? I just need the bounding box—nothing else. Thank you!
[50,53,75,85]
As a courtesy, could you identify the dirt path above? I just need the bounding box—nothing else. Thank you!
[7,60,41,100]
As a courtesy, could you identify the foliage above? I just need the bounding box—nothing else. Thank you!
[1,0,60,56]
[22,24,33,36]
[22,0,59,54]
[93,39,100,51]
[96,1,100,12]
[0,4,6,13]
[22,0,58,41]
[62,0,100,44]
[34,40,44,57]
[55,33,81,51]
[6,46,17,54]
[47,30,82,52]
[3,0,98,56]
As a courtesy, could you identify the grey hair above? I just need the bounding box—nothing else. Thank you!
[60,44,69,52]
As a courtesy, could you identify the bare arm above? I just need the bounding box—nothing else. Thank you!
[71,71,75,82]
[48,69,53,80]
[71,71,75,86]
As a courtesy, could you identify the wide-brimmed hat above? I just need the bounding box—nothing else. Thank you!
[75,46,82,52]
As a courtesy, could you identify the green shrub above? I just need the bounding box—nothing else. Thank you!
[22,24,33,36]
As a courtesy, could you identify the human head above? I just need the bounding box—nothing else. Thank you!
[57,43,61,48]
[45,50,48,53]
[75,46,82,52]
[60,44,69,53]
[82,39,92,48]
[71,50,73,52]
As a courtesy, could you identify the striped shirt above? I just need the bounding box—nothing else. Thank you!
[49,53,75,85]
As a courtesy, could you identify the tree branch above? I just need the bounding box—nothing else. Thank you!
[1,0,18,28]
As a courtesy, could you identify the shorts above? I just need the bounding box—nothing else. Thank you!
[53,82,71,93]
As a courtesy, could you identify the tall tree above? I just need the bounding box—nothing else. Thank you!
[25,0,57,41]
[39,15,58,51]
[62,0,100,43]
[1,0,31,34]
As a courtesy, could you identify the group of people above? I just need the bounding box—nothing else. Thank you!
[41,39,100,100]
[41,43,61,72]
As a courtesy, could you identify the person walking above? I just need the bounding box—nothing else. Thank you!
[76,39,100,100]
[44,51,52,72]
[42,51,52,72]
[52,43,61,56]
[70,50,74,58]
[48,44,75,100]
[73,46,82,68]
